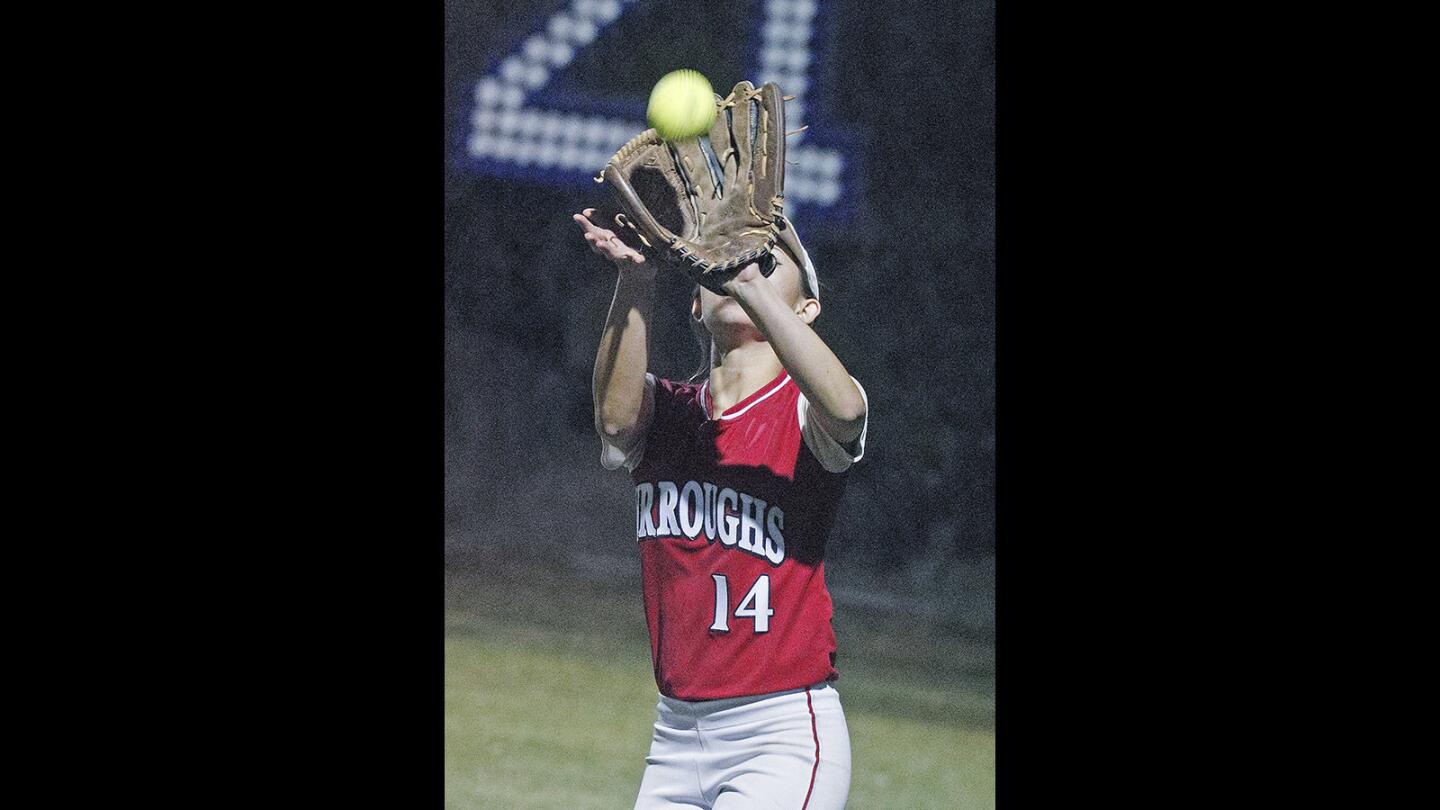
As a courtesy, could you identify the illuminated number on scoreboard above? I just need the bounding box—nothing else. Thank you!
[710,573,774,633]
[460,0,851,221]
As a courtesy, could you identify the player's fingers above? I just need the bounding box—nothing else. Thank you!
[582,207,596,218]
[575,212,609,232]
[574,216,621,246]
[610,241,643,262]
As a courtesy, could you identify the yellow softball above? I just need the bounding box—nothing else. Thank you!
[647,69,717,141]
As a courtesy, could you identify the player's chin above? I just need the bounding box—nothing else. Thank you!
[705,307,760,339]
[702,295,745,321]
[698,286,736,311]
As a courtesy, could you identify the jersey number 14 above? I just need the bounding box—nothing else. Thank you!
[710,573,774,633]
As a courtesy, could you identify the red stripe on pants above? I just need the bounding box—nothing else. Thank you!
[801,686,820,810]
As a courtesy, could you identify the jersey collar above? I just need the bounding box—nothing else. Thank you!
[700,369,792,422]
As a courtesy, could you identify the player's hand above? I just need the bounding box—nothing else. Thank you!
[719,259,768,295]
[573,209,646,266]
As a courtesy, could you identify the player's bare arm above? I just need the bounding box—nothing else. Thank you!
[579,208,656,453]
[723,261,867,445]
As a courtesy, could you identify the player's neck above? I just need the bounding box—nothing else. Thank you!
[707,342,784,414]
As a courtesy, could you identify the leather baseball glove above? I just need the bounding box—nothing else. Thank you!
[596,81,788,295]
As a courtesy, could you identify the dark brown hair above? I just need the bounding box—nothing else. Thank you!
[686,288,711,384]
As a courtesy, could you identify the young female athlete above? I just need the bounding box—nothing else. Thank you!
[575,206,867,810]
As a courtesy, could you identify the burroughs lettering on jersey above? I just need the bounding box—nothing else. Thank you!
[635,480,790,565]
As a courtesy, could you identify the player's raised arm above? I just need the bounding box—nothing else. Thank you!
[723,261,867,445]
[578,208,656,453]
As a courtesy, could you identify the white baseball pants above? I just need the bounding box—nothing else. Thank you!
[633,682,851,810]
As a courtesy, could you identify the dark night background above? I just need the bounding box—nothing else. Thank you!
[99,1,1263,804]
[445,0,995,628]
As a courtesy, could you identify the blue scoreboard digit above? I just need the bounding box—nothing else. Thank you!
[458,0,855,223]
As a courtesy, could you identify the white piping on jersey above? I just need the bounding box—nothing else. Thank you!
[700,374,793,421]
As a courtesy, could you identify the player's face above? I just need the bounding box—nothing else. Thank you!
[694,247,816,338]
[767,247,809,306]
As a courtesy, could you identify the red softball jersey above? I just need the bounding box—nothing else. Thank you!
[600,369,868,701]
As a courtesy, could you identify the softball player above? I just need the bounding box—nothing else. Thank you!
[576,206,866,810]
